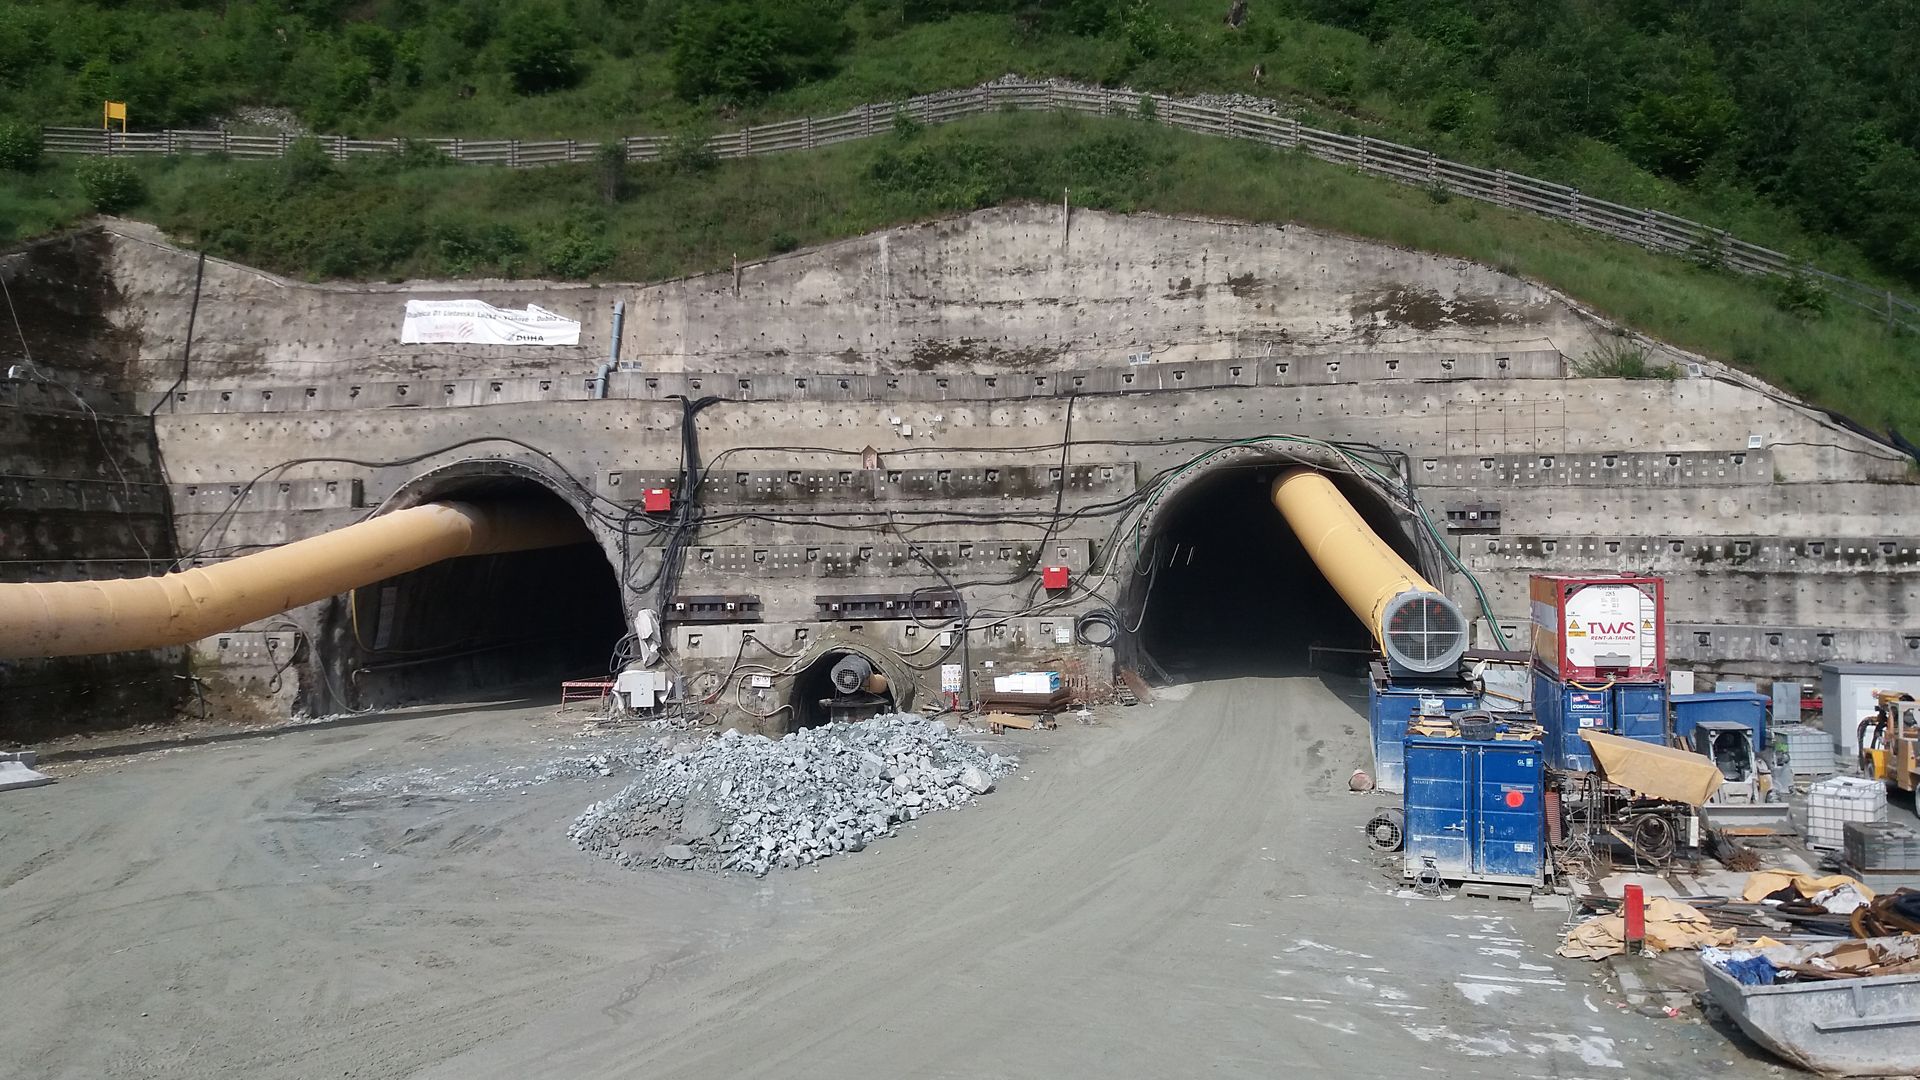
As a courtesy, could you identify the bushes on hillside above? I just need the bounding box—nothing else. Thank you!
[670,1,850,103]
[867,140,1020,209]
[75,157,145,212]
[502,3,583,95]
[0,122,42,171]
[540,223,615,277]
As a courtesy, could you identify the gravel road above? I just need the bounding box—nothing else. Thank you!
[0,679,1778,1079]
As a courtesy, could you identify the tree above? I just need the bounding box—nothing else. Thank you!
[1617,74,1739,180]
[670,1,849,103]
[502,2,583,95]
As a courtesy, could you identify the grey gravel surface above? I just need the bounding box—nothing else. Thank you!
[569,714,1015,875]
[0,682,1784,1080]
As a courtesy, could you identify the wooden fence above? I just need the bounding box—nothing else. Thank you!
[42,79,1918,332]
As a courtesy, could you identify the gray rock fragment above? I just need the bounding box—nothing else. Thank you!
[568,712,1018,876]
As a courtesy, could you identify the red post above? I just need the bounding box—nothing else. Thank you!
[1623,884,1646,953]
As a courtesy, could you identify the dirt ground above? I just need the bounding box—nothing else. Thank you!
[0,677,1785,1079]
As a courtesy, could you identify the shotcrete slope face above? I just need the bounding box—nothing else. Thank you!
[14,208,1918,734]
[1127,464,1430,679]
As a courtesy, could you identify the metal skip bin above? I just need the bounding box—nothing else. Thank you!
[1534,669,1669,771]
[1403,735,1546,886]
[1368,668,1480,793]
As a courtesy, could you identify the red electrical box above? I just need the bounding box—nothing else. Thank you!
[642,487,673,513]
[1041,565,1070,590]
[1529,574,1665,683]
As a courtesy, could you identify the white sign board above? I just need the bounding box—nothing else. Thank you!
[401,299,581,346]
[940,663,963,693]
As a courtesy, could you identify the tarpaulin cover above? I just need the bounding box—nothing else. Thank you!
[1559,897,1736,959]
[1579,730,1724,805]
[1740,869,1875,904]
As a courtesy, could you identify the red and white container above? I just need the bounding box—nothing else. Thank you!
[1529,574,1665,683]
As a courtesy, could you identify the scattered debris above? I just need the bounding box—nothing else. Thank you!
[1739,868,1872,905]
[982,711,1051,733]
[1852,888,1920,937]
[1559,897,1735,960]
[1703,936,1920,1075]
[570,713,1016,876]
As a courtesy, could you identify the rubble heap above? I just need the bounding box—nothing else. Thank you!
[569,713,1017,876]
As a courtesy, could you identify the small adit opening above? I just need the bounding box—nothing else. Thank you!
[787,650,896,731]
[331,480,628,709]
[1124,462,1428,681]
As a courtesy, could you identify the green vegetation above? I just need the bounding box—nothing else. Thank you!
[73,157,146,213]
[1572,341,1680,381]
[0,121,41,172]
[5,112,1910,432]
[0,2,1916,431]
[0,1,1916,291]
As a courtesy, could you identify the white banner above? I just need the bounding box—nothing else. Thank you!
[400,299,581,346]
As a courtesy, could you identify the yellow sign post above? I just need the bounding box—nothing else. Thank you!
[103,101,128,132]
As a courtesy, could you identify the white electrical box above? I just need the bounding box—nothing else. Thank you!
[614,669,666,711]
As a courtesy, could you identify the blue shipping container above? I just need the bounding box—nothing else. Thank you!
[1532,669,1669,771]
[1368,676,1480,793]
[1671,691,1770,745]
[1402,735,1545,886]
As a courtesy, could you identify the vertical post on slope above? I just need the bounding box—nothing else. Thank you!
[594,300,626,400]
[1623,884,1646,954]
[1061,188,1070,252]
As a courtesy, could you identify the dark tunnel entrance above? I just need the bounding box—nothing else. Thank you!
[324,479,629,710]
[1123,463,1430,682]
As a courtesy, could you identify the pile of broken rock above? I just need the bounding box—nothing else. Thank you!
[569,713,1016,876]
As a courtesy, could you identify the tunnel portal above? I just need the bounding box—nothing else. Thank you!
[1123,462,1438,681]
[322,477,629,711]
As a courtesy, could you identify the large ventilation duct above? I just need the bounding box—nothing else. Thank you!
[1269,468,1466,677]
[0,501,591,660]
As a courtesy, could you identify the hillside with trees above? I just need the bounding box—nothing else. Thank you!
[3,0,1916,285]
[2,1,1918,431]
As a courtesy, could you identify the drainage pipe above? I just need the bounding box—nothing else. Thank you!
[1270,468,1467,676]
[0,500,590,659]
[594,300,626,399]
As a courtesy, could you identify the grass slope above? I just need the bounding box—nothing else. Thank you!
[7,111,1914,434]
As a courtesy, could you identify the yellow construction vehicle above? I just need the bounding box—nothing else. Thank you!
[1858,691,1920,796]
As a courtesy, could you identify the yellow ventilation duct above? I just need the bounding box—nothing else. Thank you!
[1270,468,1466,676]
[0,500,590,660]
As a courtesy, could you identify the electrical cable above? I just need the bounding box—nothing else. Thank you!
[170,421,1507,693]
[172,434,655,570]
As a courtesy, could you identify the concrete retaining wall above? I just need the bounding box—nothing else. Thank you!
[4,208,1917,734]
